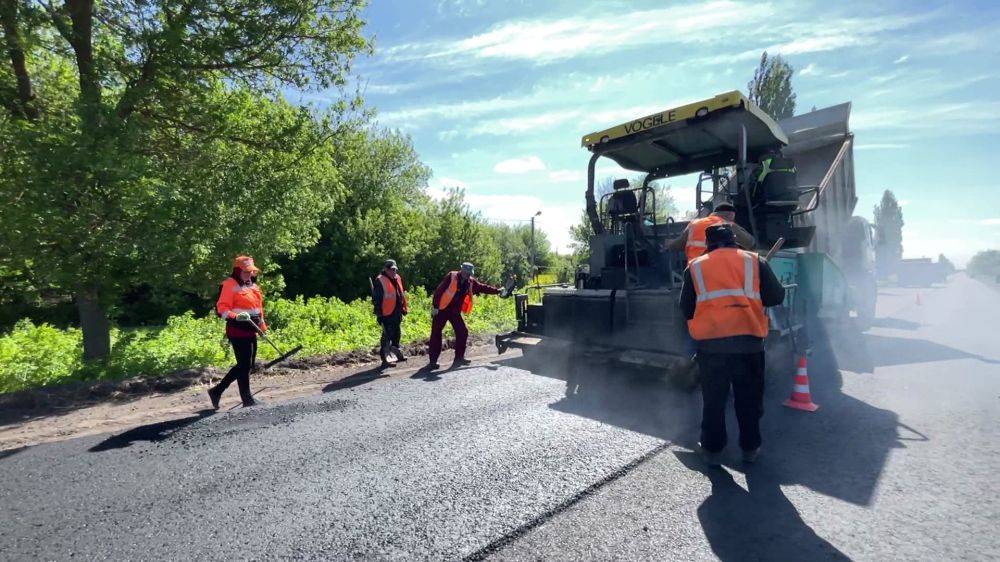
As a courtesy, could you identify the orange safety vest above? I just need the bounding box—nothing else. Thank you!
[438,271,474,314]
[377,273,409,316]
[685,215,727,263]
[217,277,266,330]
[687,248,768,340]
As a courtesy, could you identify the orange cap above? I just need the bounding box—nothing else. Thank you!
[233,255,260,274]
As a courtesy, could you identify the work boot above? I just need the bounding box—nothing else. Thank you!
[392,346,407,362]
[451,358,472,368]
[242,399,259,408]
[700,443,723,467]
[426,362,440,371]
[379,360,393,369]
[742,448,760,463]
[208,387,221,410]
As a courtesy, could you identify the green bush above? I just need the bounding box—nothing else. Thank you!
[0,289,516,394]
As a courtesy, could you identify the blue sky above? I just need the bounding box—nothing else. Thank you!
[342,0,999,264]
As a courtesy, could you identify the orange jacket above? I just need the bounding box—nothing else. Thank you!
[376,273,409,317]
[686,248,768,340]
[217,277,266,334]
[437,271,474,314]
[685,215,727,263]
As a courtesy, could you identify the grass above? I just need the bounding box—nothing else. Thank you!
[0,288,516,394]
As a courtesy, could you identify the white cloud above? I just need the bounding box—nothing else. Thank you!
[494,156,546,174]
[799,63,819,76]
[894,54,909,64]
[981,218,1000,226]
[548,169,584,183]
[427,176,469,199]
[898,199,910,207]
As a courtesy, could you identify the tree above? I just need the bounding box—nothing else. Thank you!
[873,190,904,278]
[967,250,1000,280]
[747,51,797,120]
[279,127,433,301]
[938,253,955,274]
[0,1,369,359]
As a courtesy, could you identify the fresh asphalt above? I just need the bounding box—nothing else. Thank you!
[1,274,997,560]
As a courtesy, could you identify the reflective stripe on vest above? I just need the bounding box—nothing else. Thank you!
[687,248,768,340]
[438,272,474,314]
[685,215,726,263]
[378,274,408,316]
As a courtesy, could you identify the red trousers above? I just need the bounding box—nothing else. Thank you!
[428,308,468,363]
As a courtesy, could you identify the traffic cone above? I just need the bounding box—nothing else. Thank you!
[783,355,819,412]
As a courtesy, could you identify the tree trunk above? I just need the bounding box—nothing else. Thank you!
[76,288,111,360]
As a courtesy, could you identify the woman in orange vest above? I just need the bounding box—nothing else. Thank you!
[664,202,756,263]
[373,259,409,367]
[426,262,503,370]
[680,224,785,466]
[209,255,267,409]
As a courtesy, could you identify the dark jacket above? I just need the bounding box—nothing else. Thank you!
[432,273,502,312]
[680,246,786,353]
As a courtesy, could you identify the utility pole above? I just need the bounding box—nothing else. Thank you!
[530,211,541,285]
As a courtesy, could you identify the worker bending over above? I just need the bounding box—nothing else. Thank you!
[210,256,267,409]
[373,259,409,367]
[427,262,503,370]
[680,224,785,466]
[665,202,755,262]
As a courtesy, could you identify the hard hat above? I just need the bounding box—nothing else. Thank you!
[233,255,260,274]
[461,262,475,275]
[713,202,736,213]
[384,259,398,270]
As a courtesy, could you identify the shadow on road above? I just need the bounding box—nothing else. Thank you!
[676,451,851,561]
[322,367,389,393]
[500,323,909,557]
[0,445,28,462]
[89,409,215,452]
[827,324,999,374]
[869,317,922,330]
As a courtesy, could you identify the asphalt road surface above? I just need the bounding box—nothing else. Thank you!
[2,274,998,561]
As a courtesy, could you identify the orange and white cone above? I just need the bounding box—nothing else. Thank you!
[783,355,819,412]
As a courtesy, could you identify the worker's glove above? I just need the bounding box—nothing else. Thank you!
[431,307,439,317]
[235,312,251,322]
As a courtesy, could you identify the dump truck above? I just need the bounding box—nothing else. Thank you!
[495,91,876,388]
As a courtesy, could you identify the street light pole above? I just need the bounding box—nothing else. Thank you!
[530,211,541,284]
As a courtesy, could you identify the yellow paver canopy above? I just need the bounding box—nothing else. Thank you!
[582,91,788,176]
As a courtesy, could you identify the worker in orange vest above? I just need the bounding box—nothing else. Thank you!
[665,202,756,263]
[426,262,504,370]
[680,224,785,466]
[373,259,409,367]
[209,255,267,409]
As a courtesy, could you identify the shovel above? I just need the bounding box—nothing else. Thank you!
[245,317,302,370]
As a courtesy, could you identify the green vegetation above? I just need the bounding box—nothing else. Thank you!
[0,2,548,394]
[874,190,905,278]
[967,250,1000,280]
[0,290,515,394]
[747,51,797,120]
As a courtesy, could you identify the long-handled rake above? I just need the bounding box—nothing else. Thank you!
[245,317,303,370]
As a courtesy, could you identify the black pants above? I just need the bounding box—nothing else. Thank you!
[379,314,402,360]
[215,337,257,405]
[697,351,765,453]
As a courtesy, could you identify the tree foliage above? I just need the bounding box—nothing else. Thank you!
[967,250,1000,280]
[873,189,904,276]
[747,51,796,120]
[0,0,370,358]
